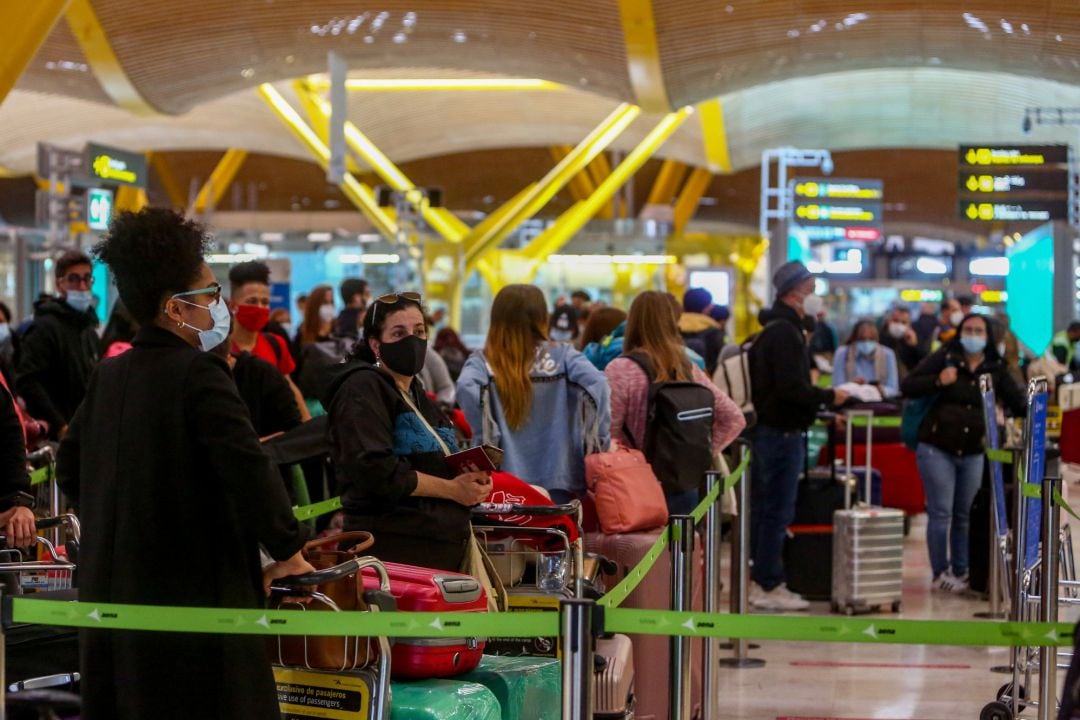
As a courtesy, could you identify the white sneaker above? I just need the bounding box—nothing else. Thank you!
[749,582,810,611]
[932,571,969,593]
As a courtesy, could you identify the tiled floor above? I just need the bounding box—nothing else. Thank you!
[711,514,1076,720]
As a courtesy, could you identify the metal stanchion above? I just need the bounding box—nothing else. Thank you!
[560,598,595,720]
[702,470,721,720]
[975,501,1007,620]
[669,514,694,720]
[718,442,764,669]
[1038,477,1061,720]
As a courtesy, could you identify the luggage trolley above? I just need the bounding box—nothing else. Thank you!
[269,557,395,720]
[472,500,636,719]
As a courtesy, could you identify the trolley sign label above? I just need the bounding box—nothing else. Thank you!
[274,667,371,720]
[981,386,1009,537]
[1023,391,1050,571]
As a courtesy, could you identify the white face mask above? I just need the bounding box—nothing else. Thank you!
[318,304,337,324]
[949,310,964,327]
[65,290,95,313]
[887,322,908,339]
[176,297,232,352]
[802,294,825,317]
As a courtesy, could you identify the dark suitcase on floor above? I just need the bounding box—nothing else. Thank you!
[361,561,488,679]
[784,470,845,601]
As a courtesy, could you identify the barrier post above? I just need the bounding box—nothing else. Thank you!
[702,470,721,720]
[719,442,764,669]
[560,598,595,720]
[1038,477,1061,720]
[669,514,694,720]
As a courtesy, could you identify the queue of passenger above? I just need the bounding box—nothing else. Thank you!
[0,208,1068,715]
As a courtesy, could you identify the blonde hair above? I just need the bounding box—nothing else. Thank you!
[624,291,692,382]
[485,285,548,430]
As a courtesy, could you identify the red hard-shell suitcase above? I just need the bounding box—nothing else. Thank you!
[361,562,488,679]
[586,530,703,720]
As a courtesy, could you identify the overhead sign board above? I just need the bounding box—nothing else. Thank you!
[793,179,883,201]
[792,177,883,242]
[959,145,1069,167]
[86,188,113,231]
[83,142,147,188]
[959,200,1069,223]
[958,170,1070,194]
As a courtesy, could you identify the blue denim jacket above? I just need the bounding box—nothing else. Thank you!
[456,342,612,497]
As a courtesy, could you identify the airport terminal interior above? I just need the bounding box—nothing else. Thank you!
[3,2,1080,720]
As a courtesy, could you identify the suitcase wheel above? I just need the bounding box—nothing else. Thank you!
[980,701,1012,720]
[890,601,902,613]
[996,682,1026,712]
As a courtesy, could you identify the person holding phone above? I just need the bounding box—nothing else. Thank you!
[325,292,490,571]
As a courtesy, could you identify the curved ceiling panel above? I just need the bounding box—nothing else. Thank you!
[89,0,631,114]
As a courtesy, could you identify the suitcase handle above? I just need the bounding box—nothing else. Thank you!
[844,409,874,509]
[301,530,374,556]
[472,500,580,518]
[278,555,389,589]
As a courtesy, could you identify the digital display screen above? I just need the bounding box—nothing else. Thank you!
[1006,223,1054,354]
[687,268,733,307]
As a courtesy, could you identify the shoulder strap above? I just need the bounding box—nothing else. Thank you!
[398,388,451,457]
[262,332,284,364]
[624,351,656,383]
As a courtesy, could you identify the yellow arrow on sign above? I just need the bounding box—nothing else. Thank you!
[966,176,979,192]
[966,203,979,220]
[966,149,978,165]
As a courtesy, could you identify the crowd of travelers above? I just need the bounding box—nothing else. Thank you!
[0,207,1054,715]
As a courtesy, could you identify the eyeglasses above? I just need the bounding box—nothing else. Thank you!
[372,292,421,324]
[63,273,93,287]
[171,282,223,304]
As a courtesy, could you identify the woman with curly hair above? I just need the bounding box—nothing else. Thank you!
[56,208,312,719]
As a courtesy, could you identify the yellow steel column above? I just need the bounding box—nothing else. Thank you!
[698,98,732,174]
[616,0,671,112]
[147,152,187,208]
[0,0,69,108]
[462,103,640,265]
[192,149,248,215]
[518,108,691,268]
[549,147,597,205]
[65,0,159,114]
[645,158,688,206]
[673,166,712,233]
[585,152,615,219]
[257,83,397,240]
[297,83,469,243]
[114,185,148,213]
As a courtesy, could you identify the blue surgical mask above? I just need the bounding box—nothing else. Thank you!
[177,297,232,352]
[65,290,94,313]
[856,340,877,356]
[960,335,987,355]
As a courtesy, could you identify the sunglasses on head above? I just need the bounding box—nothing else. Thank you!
[372,292,421,323]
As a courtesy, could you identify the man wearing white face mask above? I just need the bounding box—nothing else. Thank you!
[746,261,849,611]
[15,250,101,440]
[879,306,928,377]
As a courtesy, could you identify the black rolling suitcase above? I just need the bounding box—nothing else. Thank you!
[784,468,846,601]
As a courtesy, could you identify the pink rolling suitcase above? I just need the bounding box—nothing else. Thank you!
[586,530,703,720]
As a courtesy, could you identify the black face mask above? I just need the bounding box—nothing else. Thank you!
[378,335,427,376]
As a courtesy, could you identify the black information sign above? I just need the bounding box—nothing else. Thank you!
[81,142,148,188]
[792,178,883,241]
[958,145,1070,168]
[958,200,1069,222]
[957,170,1070,194]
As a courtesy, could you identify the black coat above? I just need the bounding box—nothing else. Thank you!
[325,362,470,571]
[901,345,1027,456]
[56,326,306,720]
[15,299,99,435]
[749,303,836,431]
[231,350,302,438]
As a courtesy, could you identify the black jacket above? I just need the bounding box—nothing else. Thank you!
[56,326,306,719]
[231,351,302,438]
[325,362,470,571]
[880,332,929,373]
[15,299,99,434]
[0,383,28,501]
[749,303,836,431]
[901,345,1027,456]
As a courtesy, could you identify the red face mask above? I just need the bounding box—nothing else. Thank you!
[234,303,270,332]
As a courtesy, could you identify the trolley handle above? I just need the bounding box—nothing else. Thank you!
[472,500,581,517]
[34,515,81,543]
[26,447,56,469]
[278,556,392,590]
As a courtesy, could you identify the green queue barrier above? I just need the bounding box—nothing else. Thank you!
[459,656,561,720]
[389,678,502,720]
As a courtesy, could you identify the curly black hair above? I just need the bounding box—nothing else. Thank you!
[228,260,271,296]
[92,208,209,326]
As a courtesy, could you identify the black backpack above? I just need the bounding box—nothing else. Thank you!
[625,353,716,494]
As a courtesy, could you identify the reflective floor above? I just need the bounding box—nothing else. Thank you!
[712,511,1077,720]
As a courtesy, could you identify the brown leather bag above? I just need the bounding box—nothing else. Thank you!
[271,531,377,671]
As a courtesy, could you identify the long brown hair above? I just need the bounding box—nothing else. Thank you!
[578,306,627,349]
[624,291,692,381]
[301,284,333,346]
[485,284,548,430]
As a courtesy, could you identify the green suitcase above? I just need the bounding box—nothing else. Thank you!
[460,656,561,720]
[389,678,502,720]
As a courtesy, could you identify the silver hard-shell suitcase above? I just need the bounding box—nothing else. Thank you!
[831,409,905,615]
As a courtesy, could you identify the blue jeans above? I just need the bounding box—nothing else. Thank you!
[750,424,806,591]
[916,443,984,579]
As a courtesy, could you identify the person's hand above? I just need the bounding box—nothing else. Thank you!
[903,328,918,346]
[452,471,491,507]
[58,425,69,440]
[259,431,285,443]
[0,506,35,548]
[262,551,316,596]
[832,388,850,407]
[939,367,958,386]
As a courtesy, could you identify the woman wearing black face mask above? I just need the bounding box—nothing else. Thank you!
[324,292,491,571]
